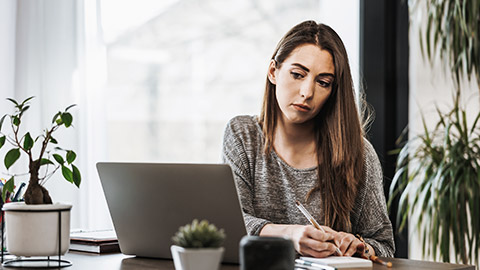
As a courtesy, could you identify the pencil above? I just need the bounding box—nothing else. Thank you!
[295,200,343,256]
[368,255,392,268]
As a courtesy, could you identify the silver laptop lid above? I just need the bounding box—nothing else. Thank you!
[97,162,247,263]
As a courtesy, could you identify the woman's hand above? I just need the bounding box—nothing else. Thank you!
[290,225,341,257]
[323,227,366,257]
[260,224,339,258]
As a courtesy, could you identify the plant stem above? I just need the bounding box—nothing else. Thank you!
[39,165,60,186]
[38,125,58,162]
[12,119,31,160]
[456,203,468,264]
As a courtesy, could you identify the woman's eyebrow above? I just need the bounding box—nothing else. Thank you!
[317,73,335,79]
[292,63,310,72]
[292,63,335,78]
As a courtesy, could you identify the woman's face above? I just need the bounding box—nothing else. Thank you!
[268,43,335,125]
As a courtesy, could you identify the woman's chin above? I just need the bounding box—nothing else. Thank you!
[284,115,315,125]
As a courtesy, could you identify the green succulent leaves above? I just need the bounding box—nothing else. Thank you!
[172,219,225,249]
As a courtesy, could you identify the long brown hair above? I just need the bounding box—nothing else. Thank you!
[259,21,365,232]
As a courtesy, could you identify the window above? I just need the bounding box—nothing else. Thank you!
[100,0,359,163]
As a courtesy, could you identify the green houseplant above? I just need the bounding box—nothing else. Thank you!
[171,219,225,270]
[0,96,81,258]
[390,0,480,265]
[420,0,480,89]
[0,96,81,204]
[390,91,480,265]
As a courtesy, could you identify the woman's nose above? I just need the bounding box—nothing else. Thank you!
[299,80,314,99]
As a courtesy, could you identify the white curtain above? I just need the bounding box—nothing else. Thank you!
[0,0,16,100]
[0,0,112,230]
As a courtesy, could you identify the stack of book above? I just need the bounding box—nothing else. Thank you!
[69,229,120,254]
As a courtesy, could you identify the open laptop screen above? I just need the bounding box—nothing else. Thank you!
[97,162,247,263]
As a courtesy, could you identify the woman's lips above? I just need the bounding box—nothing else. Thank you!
[293,104,311,112]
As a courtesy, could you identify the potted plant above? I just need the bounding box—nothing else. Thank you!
[418,0,480,88]
[170,219,225,270]
[389,92,480,265]
[390,0,480,265]
[0,96,81,257]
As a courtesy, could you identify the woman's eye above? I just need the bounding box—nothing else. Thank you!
[317,80,331,87]
[290,72,304,79]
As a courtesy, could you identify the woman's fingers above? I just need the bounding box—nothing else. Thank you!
[334,232,365,257]
[337,232,354,255]
[291,225,370,258]
[291,225,338,258]
[298,237,338,258]
[321,226,336,234]
[306,226,335,242]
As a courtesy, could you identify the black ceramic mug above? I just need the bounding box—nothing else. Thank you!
[239,235,295,270]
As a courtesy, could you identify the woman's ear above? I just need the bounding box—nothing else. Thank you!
[267,59,277,85]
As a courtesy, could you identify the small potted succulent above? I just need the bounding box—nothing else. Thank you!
[0,96,81,257]
[171,219,225,270]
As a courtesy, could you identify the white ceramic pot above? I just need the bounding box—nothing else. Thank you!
[170,245,224,270]
[2,202,72,256]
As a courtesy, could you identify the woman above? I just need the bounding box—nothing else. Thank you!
[222,20,394,258]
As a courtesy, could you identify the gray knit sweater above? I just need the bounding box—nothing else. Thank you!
[222,115,395,257]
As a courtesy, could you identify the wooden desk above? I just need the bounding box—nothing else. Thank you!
[0,252,475,269]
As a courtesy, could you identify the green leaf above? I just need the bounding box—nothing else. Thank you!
[1,177,14,202]
[23,132,33,151]
[0,136,5,149]
[12,116,20,126]
[21,105,30,114]
[0,115,7,131]
[53,153,64,164]
[6,98,19,106]
[72,164,81,188]
[50,137,58,144]
[40,158,54,166]
[61,112,73,127]
[52,112,61,124]
[20,96,34,106]
[62,165,73,183]
[470,111,480,135]
[66,150,76,164]
[65,104,76,111]
[4,148,20,169]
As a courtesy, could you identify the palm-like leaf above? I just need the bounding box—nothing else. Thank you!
[390,93,480,265]
[420,0,480,89]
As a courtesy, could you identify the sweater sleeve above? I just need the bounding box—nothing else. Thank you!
[221,117,271,235]
[352,140,395,257]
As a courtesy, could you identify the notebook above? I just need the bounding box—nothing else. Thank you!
[96,162,248,263]
[299,256,372,269]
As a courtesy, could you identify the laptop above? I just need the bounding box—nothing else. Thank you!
[96,162,248,263]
